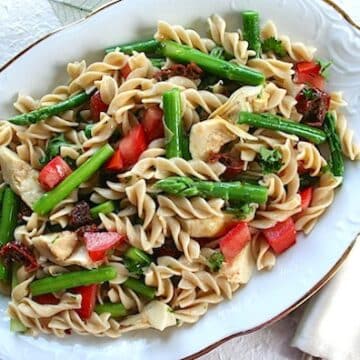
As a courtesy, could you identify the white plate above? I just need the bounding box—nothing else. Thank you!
[0,0,359,359]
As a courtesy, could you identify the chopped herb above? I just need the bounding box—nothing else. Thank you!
[258,147,283,174]
[208,251,225,272]
[317,59,332,80]
[210,46,226,60]
[84,124,93,138]
[123,258,144,277]
[302,87,317,100]
[40,134,71,165]
[261,37,286,57]
[299,173,319,189]
[225,203,254,219]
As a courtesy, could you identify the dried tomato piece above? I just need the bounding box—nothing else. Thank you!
[69,201,93,229]
[295,87,330,127]
[17,201,32,221]
[153,239,182,259]
[154,62,203,81]
[75,224,98,240]
[0,243,38,272]
[209,152,244,179]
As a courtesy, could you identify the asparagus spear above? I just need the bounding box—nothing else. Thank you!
[8,91,92,126]
[90,201,116,218]
[238,112,327,144]
[324,112,344,177]
[163,88,184,158]
[155,176,268,204]
[0,187,20,281]
[160,40,265,85]
[105,39,161,54]
[95,303,127,318]
[242,11,261,58]
[123,278,156,300]
[33,144,114,215]
[0,187,18,247]
[30,266,117,296]
[124,247,152,266]
[10,264,27,333]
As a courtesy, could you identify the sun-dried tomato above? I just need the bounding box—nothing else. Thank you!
[17,201,32,222]
[75,224,98,241]
[209,152,244,179]
[295,87,330,127]
[153,239,182,259]
[154,62,203,81]
[69,201,93,229]
[0,243,38,272]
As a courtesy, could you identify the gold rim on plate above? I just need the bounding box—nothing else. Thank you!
[0,1,358,359]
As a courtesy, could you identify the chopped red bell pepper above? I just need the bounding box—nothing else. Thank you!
[104,147,124,172]
[263,218,296,254]
[33,294,60,305]
[119,124,147,167]
[90,91,109,121]
[142,106,164,143]
[294,61,324,90]
[83,231,125,261]
[219,222,251,263]
[299,187,313,210]
[38,156,72,191]
[120,63,132,79]
[72,284,98,320]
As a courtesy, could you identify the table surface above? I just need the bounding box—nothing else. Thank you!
[0,1,358,359]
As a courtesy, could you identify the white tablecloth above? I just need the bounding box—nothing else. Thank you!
[0,1,358,359]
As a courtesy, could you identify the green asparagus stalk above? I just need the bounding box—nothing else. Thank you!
[95,303,127,318]
[0,187,19,247]
[124,247,152,266]
[160,40,265,85]
[33,144,114,215]
[155,176,268,204]
[10,263,27,332]
[8,91,92,126]
[238,112,327,144]
[163,88,184,158]
[324,112,344,177]
[105,39,161,54]
[181,133,192,161]
[123,278,156,300]
[30,266,117,296]
[90,201,116,218]
[0,187,20,281]
[242,11,261,58]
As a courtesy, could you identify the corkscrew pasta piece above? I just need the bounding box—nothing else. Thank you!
[208,14,255,64]
[155,20,215,53]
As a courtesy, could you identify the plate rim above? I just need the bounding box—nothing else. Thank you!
[0,1,358,359]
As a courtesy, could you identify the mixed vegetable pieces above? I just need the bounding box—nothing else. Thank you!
[0,9,347,335]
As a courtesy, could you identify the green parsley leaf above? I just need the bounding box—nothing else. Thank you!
[123,258,144,277]
[258,147,283,174]
[39,134,71,165]
[299,173,320,189]
[261,37,286,57]
[317,58,332,80]
[208,251,225,272]
[225,203,254,219]
[302,87,316,100]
